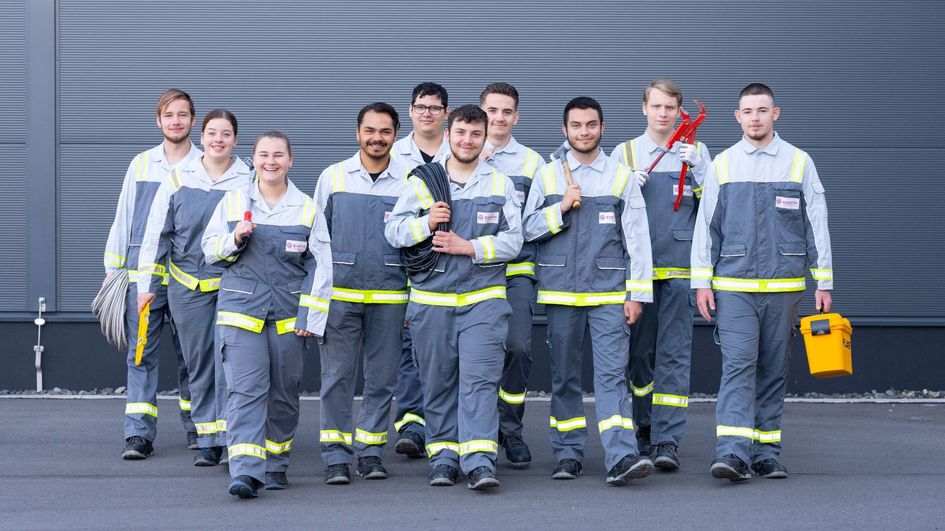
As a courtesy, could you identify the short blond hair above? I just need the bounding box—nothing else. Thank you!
[156,88,195,117]
[644,79,683,106]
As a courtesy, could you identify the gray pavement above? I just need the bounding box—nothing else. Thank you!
[1,399,943,530]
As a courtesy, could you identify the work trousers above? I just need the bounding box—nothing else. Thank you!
[497,275,536,438]
[394,327,426,438]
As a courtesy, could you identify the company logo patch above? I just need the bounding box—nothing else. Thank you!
[599,212,616,224]
[514,190,525,204]
[477,211,500,224]
[674,185,693,197]
[384,211,393,223]
[285,240,307,253]
[775,196,800,210]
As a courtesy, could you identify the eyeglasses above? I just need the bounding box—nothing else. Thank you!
[412,104,445,115]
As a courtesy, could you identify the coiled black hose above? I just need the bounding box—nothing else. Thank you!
[400,162,452,283]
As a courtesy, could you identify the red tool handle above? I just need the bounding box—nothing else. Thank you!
[243,211,253,222]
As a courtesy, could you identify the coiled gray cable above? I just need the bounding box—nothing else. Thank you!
[91,268,129,350]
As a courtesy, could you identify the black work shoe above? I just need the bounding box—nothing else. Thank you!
[264,471,288,490]
[466,466,500,490]
[122,436,153,460]
[751,458,788,479]
[428,464,459,486]
[636,425,652,456]
[186,432,199,450]
[194,446,223,467]
[228,475,260,499]
[357,456,389,480]
[500,434,532,469]
[653,442,680,471]
[710,454,751,482]
[325,463,351,485]
[606,454,654,486]
[551,458,583,480]
[394,430,426,458]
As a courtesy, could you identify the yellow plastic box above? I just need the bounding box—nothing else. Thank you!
[799,313,853,378]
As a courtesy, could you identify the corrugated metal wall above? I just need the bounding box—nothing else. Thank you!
[6,0,945,321]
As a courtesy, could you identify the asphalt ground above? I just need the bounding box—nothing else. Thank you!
[1,399,943,530]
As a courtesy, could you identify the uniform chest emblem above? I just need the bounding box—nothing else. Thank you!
[384,211,393,223]
[286,240,307,253]
[599,212,616,224]
[775,196,800,210]
[514,190,525,204]
[477,212,500,224]
[675,185,693,197]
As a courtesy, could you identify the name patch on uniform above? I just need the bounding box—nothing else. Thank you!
[674,185,693,197]
[775,196,800,210]
[599,212,616,224]
[477,212,500,224]
[384,211,393,223]
[514,190,526,204]
[285,240,307,253]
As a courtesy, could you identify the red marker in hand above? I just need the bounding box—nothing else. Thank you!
[244,211,253,222]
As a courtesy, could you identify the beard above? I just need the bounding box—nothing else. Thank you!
[361,142,391,160]
[568,135,601,155]
[450,148,481,164]
[163,130,190,145]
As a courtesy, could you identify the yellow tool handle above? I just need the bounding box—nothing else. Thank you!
[135,301,151,366]
[561,159,581,209]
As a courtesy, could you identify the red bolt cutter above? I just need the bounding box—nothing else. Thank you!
[645,100,707,211]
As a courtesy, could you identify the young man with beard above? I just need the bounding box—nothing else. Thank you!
[388,83,452,457]
[385,105,522,490]
[522,97,654,486]
[478,82,544,469]
[104,88,202,459]
[314,103,411,484]
[609,79,712,469]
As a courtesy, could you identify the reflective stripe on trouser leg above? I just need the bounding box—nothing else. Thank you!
[318,301,364,466]
[750,291,801,463]
[588,304,638,470]
[168,283,223,448]
[265,322,305,473]
[169,317,196,433]
[628,285,657,430]
[221,324,270,483]
[650,278,693,446]
[124,284,167,441]
[545,305,589,463]
[409,302,460,469]
[394,326,426,436]
[354,303,406,457]
[456,299,509,473]
[714,291,761,462]
[498,275,535,438]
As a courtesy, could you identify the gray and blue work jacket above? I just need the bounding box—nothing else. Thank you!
[201,179,332,336]
[384,157,523,307]
[691,134,833,292]
[522,149,654,306]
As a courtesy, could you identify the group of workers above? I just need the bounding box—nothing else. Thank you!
[103,78,834,499]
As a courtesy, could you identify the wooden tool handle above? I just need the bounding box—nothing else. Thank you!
[561,159,581,209]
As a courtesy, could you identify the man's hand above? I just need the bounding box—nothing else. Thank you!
[103,271,113,287]
[234,220,255,246]
[696,288,715,322]
[624,301,643,325]
[431,230,474,256]
[815,290,832,313]
[560,183,581,214]
[295,328,313,337]
[427,201,451,231]
[679,143,702,168]
[137,292,156,314]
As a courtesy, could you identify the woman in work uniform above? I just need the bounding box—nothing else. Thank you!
[201,130,332,498]
[137,109,253,465]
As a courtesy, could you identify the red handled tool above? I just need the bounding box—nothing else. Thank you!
[645,100,707,211]
[244,211,253,222]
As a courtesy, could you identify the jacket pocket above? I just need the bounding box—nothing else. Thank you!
[383,253,402,267]
[596,257,627,271]
[538,254,566,267]
[220,277,256,295]
[672,230,694,241]
[332,252,357,265]
[720,243,747,258]
[778,242,807,257]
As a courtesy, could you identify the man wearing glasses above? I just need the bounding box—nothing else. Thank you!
[389,83,452,458]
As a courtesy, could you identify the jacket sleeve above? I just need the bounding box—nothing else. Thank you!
[136,180,175,294]
[620,166,654,303]
[201,188,246,268]
[691,156,722,289]
[690,142,712,198]
[802,155,833,290]
[384,175,433,248]
[522,163,568,243]
[297,202,333,336]
[103,158,137,272]
[470,175,523,264]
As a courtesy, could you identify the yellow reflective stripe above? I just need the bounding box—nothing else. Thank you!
[266,439,293,455]
[137,262,167,276]
[320,430,353,445]
[711,277,806,293]
[653,267,691,280]
[168,260,198,290]
[543,205,562,235]
[301,197,317,228]
[104,252,126,268]
[755,429,782,444]
[629,140,639,168]
[125,402,157,417]
[550,416,587,432]
[716,151,731,184]
[216,311,265,333]
[622,141,631,167]
[789,149,807,183]
[299,293,330,313]
[195,421,219,435]
[691,267,713,280]
[224,189,244,222]
[409,175,434,209]
[542,164,557,195]
[426,441,460,456]
[129,269,167,285]
[198,278,220,292]
[394,413,425,432]
[215,235,237,262]
[613,165,631,197]
[693,185,704,199]
[216,419,227,432]
[716,425,756,439]
[229,443,267,460]
[506,262,535,277]
[178,398,191,411]
[653,393,689,408]
[168,169,182,191]
[478,236,496,263]
[523,150,539,178]
[459,440,498,456]
[355,429,389,445]
[631,381,654,397]
[537,290,626,306]
[275,318,296,335]
[135,153,149,181]
[331,288,409,304]
[598,415,634,433]
[330,163,345,192]
[625,279,654,292]
[409,217,426,244]
[409,286,506,307]
[811,268,833,281]
[498,387,526,405]
[491,169,504,196]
